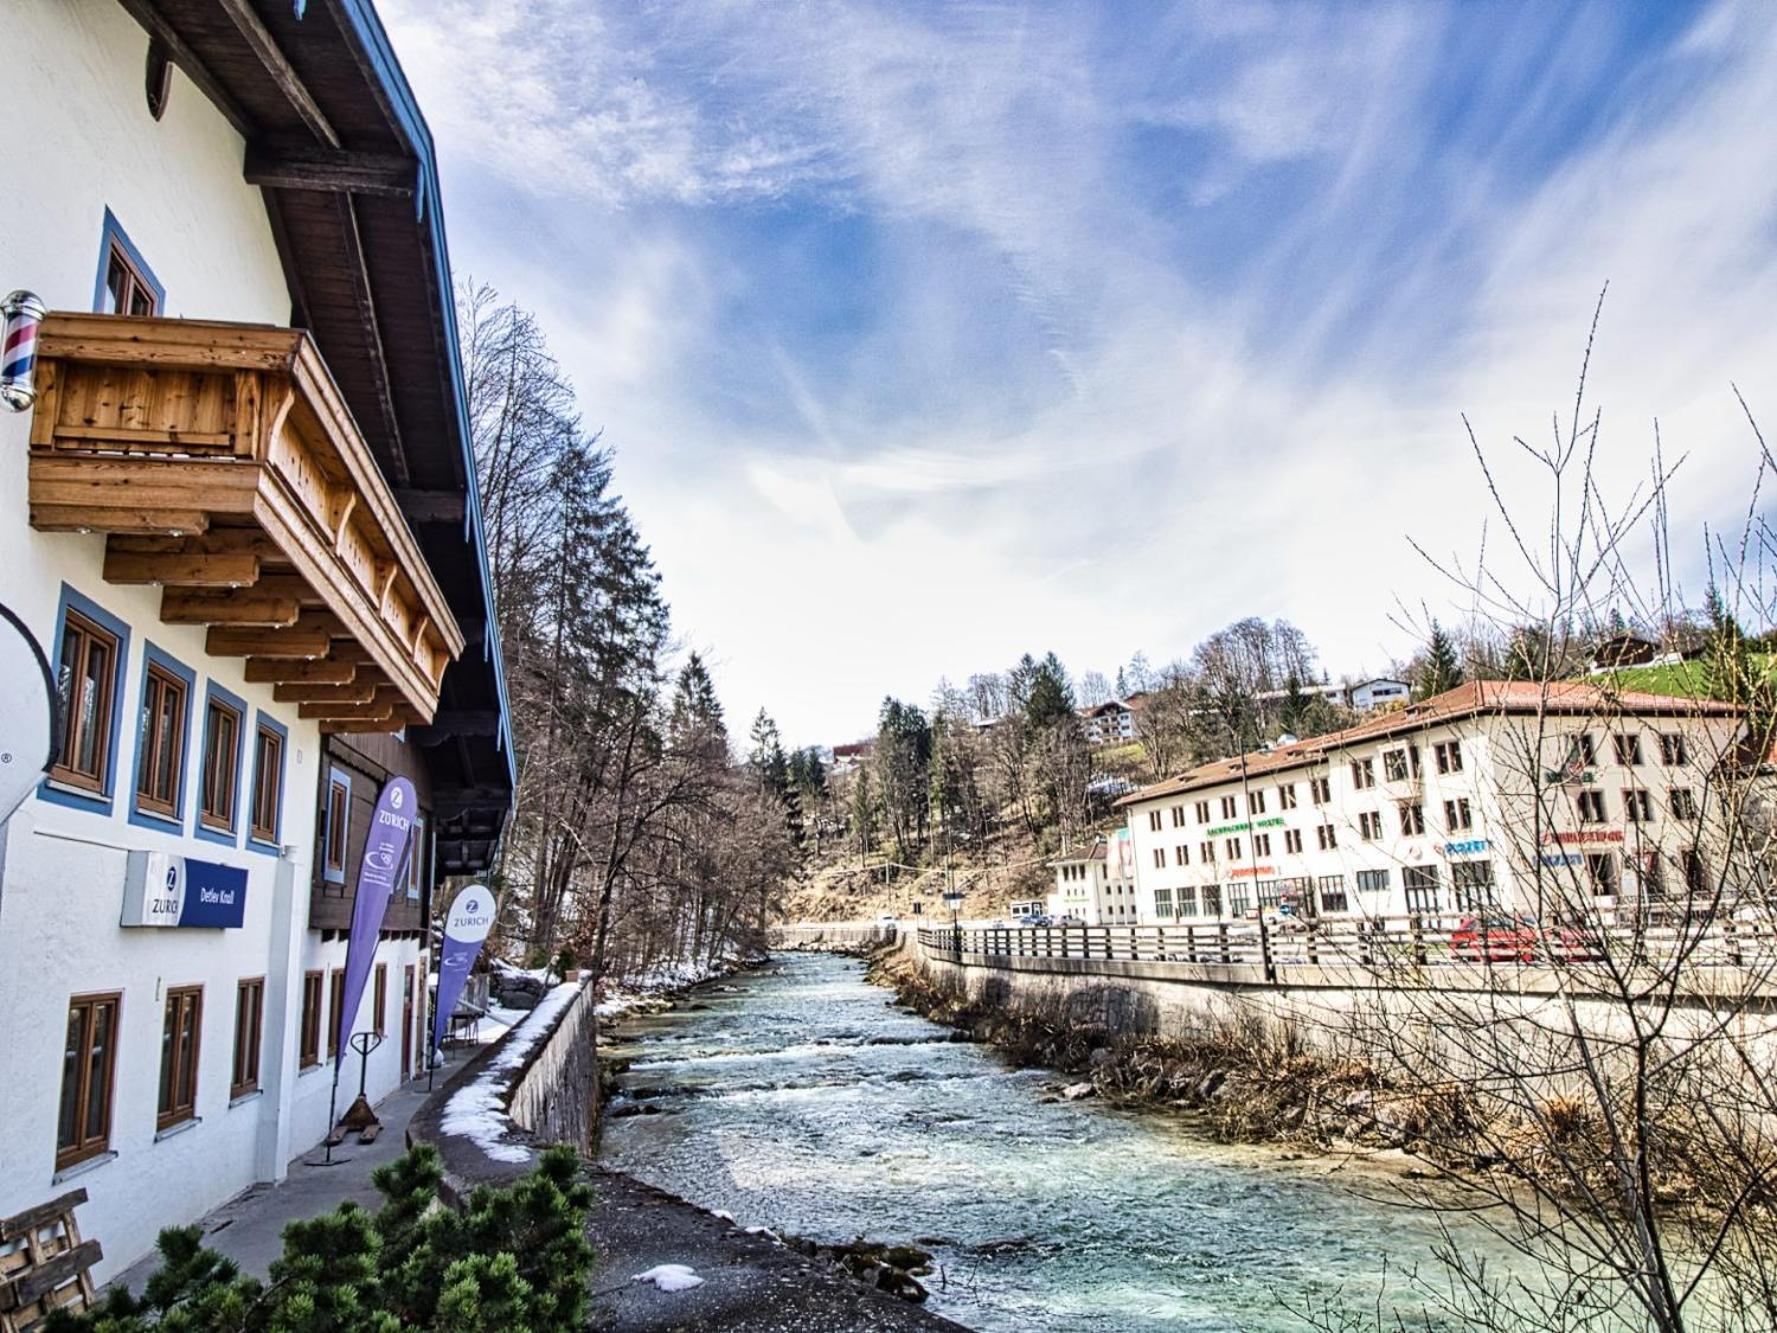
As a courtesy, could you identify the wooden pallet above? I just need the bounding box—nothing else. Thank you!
[0,1190,101,1331]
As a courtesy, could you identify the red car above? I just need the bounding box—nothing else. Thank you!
[1450,915,1601,964]
[1451,914,1540,963]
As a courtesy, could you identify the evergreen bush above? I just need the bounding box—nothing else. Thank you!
[49,1145,593,1332]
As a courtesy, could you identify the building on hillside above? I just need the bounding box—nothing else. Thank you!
[0,0,511,1283]
[1046,829,1139,924]
[1117,682,1745,926]
[1080,699,1136,745]
[1587,632,1661,673]
[1346,678,1411,711]
[830,740,874,777]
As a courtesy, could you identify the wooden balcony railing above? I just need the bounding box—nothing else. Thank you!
[27,314,463,729]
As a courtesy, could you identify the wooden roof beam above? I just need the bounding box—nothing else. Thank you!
[104,545,261,588]
[245,145,418,198]
[217,0,339,148]
[243,657,358,685]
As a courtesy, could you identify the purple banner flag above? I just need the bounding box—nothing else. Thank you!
[336,775,417,1067]
[431,883,495,1060]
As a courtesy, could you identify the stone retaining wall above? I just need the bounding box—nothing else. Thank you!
[408,978,596,1201]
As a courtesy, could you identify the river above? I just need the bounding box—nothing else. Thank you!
[599,952,1536,1331]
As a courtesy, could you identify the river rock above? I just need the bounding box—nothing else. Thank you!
[1060,1082,1097,1101]
[1088,1046,1115,1069]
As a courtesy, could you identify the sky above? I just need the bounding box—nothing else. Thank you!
[378,0,1777,748]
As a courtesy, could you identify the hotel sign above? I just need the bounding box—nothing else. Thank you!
[1543,829,1625,846]
[122,850,248,929]
[1445,839,1491,857]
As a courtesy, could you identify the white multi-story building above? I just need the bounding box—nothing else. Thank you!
[0,0,512,1284]
[1047,829,1140,924]
[1120,682,1745,925]
[1080,700,1137,745]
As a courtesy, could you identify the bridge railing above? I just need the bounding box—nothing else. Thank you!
[915,913,1777,982]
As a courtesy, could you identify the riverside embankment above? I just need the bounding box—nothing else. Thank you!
[599,951,1545,1331]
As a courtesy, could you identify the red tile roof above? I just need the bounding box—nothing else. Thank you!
[1116,680,1742,807]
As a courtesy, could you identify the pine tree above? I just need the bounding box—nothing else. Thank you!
[1417,620,1464,699]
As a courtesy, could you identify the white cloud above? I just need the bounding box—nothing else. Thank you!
[382,0,1777,744]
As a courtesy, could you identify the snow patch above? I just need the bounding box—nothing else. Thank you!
[440,981,581,1165]
[632,1264,705,1293]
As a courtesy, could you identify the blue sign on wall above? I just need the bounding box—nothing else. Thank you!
[122,851,249,929]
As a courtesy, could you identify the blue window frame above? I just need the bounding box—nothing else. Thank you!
[40,586,132,817]
[195,682,248,848]
[93,209,165,316]
[247,712,289,855]
[128,643,196,833]
[405,816,425,901]
[322,764,353,885]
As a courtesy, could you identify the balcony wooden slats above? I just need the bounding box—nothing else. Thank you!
[27,314,464,728]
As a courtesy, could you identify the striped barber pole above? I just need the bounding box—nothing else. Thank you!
[1,290,46,412]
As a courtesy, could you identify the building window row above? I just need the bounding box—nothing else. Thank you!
[45,587,287,846]
[57,978,267,1171]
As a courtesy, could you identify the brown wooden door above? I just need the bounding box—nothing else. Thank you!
[401,965,415,1081]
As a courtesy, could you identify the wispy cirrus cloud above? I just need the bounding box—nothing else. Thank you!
[383,0,1777,742]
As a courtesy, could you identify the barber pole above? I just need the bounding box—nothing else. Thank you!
[1,291,46,411]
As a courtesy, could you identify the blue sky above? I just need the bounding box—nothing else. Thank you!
[381,0,1777,745]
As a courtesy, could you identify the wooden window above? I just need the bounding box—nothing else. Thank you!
[1284,829,1303,854]
[327,969,346,1060]
[1671,787,1698,820]
[373,964,388,1037]
[102,238,159,316]
[1660,733,1688,767]
[135,664,186,817]
[1623,789,1654,823]
[199,697,241,831]
[299,971,323,1069]
[1200,841,1214,863]
[1576,734,1598,767]
[1399,803,1425,836]
[1194,800,1211,822]
[1152,848,1164,869]
[1174,844,1189,866]
[1220,795,1237,819]
[157,986,202,1130]
[250,724,283,843]
[1225,837,1242,861]
[1383,748,1413,782]
[1434,741,1464,774]
[1248,789,1266,815]
[406,817,426,901]
[1253,832,1271,856]
[57,993,121,1170]
[1147,809,1162,832]
[1576,790,1606,824]
[1614,734,1644,766]
[1169,805,1186,828]
[1278,784,1297,810]
[1358,811,1382,841]
[1317,823,1337,850]
[232,978,264,1098]
[1443,798,1474,831]
[53,611,119,792]
[323,767,352,882]
[1310,777,1331,805]
[1351,758,1376,790]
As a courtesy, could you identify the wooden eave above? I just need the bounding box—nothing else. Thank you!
[28,312,464,728]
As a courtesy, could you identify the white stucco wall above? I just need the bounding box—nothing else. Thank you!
[0,2,395,1283]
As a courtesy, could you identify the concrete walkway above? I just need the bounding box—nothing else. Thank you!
[112,1059,464,1293]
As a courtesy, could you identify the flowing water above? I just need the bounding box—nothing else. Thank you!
[599,953,1538,1331]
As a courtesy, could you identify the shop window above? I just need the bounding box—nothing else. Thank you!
[57,993,121,1170]
[157,986,202,1130]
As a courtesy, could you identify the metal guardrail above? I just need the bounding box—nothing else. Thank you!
[916,914,1777,982]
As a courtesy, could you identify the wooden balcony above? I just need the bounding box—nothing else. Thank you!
[27,314,463,729]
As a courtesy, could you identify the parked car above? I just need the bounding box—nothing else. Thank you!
[1450,914,1540,963]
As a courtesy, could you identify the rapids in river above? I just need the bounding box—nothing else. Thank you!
[599,952,1539,1330]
